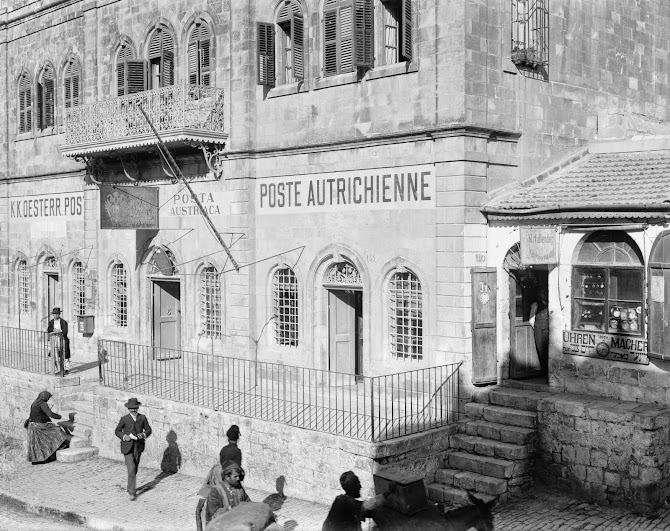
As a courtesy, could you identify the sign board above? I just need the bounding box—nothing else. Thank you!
[100,186,159,230]
[257,165,434,214]
[562,330,649,365]
[520,227,557,265]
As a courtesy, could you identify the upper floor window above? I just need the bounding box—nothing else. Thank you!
[37,65,55,130]
[389,269,422,360]
[511,0,549,68]
[148,27,175,89]
[63,59,81,109]
[18,74,32,133]
[73,261,86,317]
[116,43,146,96]
[18,260,30,314]
[111,263,128,327]
[188,22,211,86]
[200,266,222,339]
[381,0,412,64]
[323,0,373,77]
[257,1,305,87]
[572,231,643,337]
[273,268,299,346]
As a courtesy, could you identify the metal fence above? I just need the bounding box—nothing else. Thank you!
[98,340,460,442]
[0,326,53,375]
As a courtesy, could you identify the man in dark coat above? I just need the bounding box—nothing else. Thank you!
[219,424,242,466]
[322,471,383,531]
[47,307,70,375]
[115,397,152,500]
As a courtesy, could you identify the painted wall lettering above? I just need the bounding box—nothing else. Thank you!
[168,192,221,217]
[10,193,83,219]
[562,330,649,365]
[258,165,435,213]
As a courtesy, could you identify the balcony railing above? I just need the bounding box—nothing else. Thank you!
[62,85,225,150]
[98,340,461,442]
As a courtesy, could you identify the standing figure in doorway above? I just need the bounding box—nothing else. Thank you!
[115,397,152,500]
[47,307,71,375]
[529,286,549,374]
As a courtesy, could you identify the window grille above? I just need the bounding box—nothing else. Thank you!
[389,271,422,359]
[273,268,299,346]
[511,0,549,68]
[200,266,221,338]
[111,263,128,328]
[18,261,29,314]
[73,261,86,317]
[18,74,32,133]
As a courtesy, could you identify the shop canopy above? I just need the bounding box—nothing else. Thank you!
[481,137,670,223]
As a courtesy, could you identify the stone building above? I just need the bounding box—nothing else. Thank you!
[2,0,670,510]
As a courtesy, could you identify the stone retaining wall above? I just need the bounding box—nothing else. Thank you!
[0,367,456,505]
[535,394,670,512]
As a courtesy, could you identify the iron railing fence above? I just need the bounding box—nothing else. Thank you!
[0,326,53,375]
[98,340,460,442]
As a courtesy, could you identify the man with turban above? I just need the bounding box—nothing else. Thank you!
[205,459,250,524]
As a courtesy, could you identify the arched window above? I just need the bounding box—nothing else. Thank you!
[200,266,221,338]
[275,1,304,85]
[73,261,86,317]
[18,260,30,314]
[323,0,372,77]
[649,231,670,355]
[116,43,146,96]
[389,269,422,359]
[273,268,298,346]
[380,0,412,64]
[64,59,81,109]
[37,65,55,130]
[573,231,643,336]
[188,22,211,86]
[148,26,174,88]
[111,263,128,327]
[18,74,32,133]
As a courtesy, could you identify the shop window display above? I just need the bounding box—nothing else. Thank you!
[572,232,644,336]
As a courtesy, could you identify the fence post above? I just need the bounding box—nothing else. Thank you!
[370,377,375,442]
[123,342,128,390]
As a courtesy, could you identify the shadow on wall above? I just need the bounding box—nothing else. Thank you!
[262,475,287,511]
[161,429,182,474]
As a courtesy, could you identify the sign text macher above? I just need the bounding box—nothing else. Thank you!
[257,165,434,213]
[10,192,83,219]
[563,330,649,365]
[100,186,159,230]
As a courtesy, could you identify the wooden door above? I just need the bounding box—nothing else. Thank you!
[328,289,357,374]
[47,274,60,315]
[153,281,181,359]
[509,273,542,378]
[471,268,497,386]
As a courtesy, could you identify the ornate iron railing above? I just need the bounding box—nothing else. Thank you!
[63,85,225,146]
[98,340,460,442]
[0,326,53,375]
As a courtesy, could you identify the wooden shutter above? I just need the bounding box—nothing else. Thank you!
[353,0,373,68]
[162,50,174,86]
[324,7,339,76]
[257,22,275,87]
[199,23,211,86]
[471,268,498,386]
[150,28,174,88]
[37,80,43,129]
[126,60,148,94]
[44,75,55,128]
[64,62,80,109]
[117,45,133,96]
[292,12,304,80]
[19,78,32,133]
[188,40,198,85]
[401,0,412,60]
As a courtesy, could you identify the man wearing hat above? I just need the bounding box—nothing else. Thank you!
[115,398,152,500]
[47,307,70,375]
[219,424,242,467]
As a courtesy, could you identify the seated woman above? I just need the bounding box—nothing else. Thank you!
[26,390,69,464]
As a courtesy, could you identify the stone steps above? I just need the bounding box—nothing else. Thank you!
[435,468,507,496]
[463,420,536,446]
[450,434,529,460]
[56,395,98,463]
[426,483,502,506]
[464,402,537,428]
[56,446,99,463]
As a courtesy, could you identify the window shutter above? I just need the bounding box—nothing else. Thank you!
[162,50,174,86]
[71,73,80,106]
[324,8,339,76]
[117,62,126,96]
[19,89,26,133]
[126,60,148,94]
[401,0,412,60]
[200,38,211,85]
[188,41,198,85]
[44,77,55,128]
[19,79,31,133]
[257,22,275,87]
[37,82,44,130]
[292,13,304,80]
[340,4,354,73]
[65,61,81,108]
[353,0,373,68]
[149,30,162,58]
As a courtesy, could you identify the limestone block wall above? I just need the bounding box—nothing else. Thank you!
[535,394,670,512]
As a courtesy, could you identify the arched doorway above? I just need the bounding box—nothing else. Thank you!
[147,246,181,357]
[43,255,61,321]
[505,244,548,379]
[323,261,363,375]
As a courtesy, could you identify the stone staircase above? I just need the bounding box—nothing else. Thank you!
[57,391,99,462]
[427,385,550,506]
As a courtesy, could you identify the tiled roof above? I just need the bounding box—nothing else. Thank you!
[483,143,670,218]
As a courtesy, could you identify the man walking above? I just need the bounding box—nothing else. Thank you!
[115,398,152,500]
[47,307,71,375]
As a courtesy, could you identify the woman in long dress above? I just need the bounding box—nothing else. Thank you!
[26,390,69,464]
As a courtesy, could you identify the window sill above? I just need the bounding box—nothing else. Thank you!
[267,81,305,99]
[649,352,670,362]
[15,132,34,142]
[314,71,358,91]
[37,127,56,137]
[365,61,417,81]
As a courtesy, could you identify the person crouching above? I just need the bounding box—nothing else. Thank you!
[205,460,250,525]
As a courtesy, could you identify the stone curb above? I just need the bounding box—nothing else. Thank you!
[0,491,86,526]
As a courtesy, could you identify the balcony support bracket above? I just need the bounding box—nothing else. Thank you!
[109,151,141,184]
[148,147,178,183]
[76,156,105,185]
[193,142,226,180]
